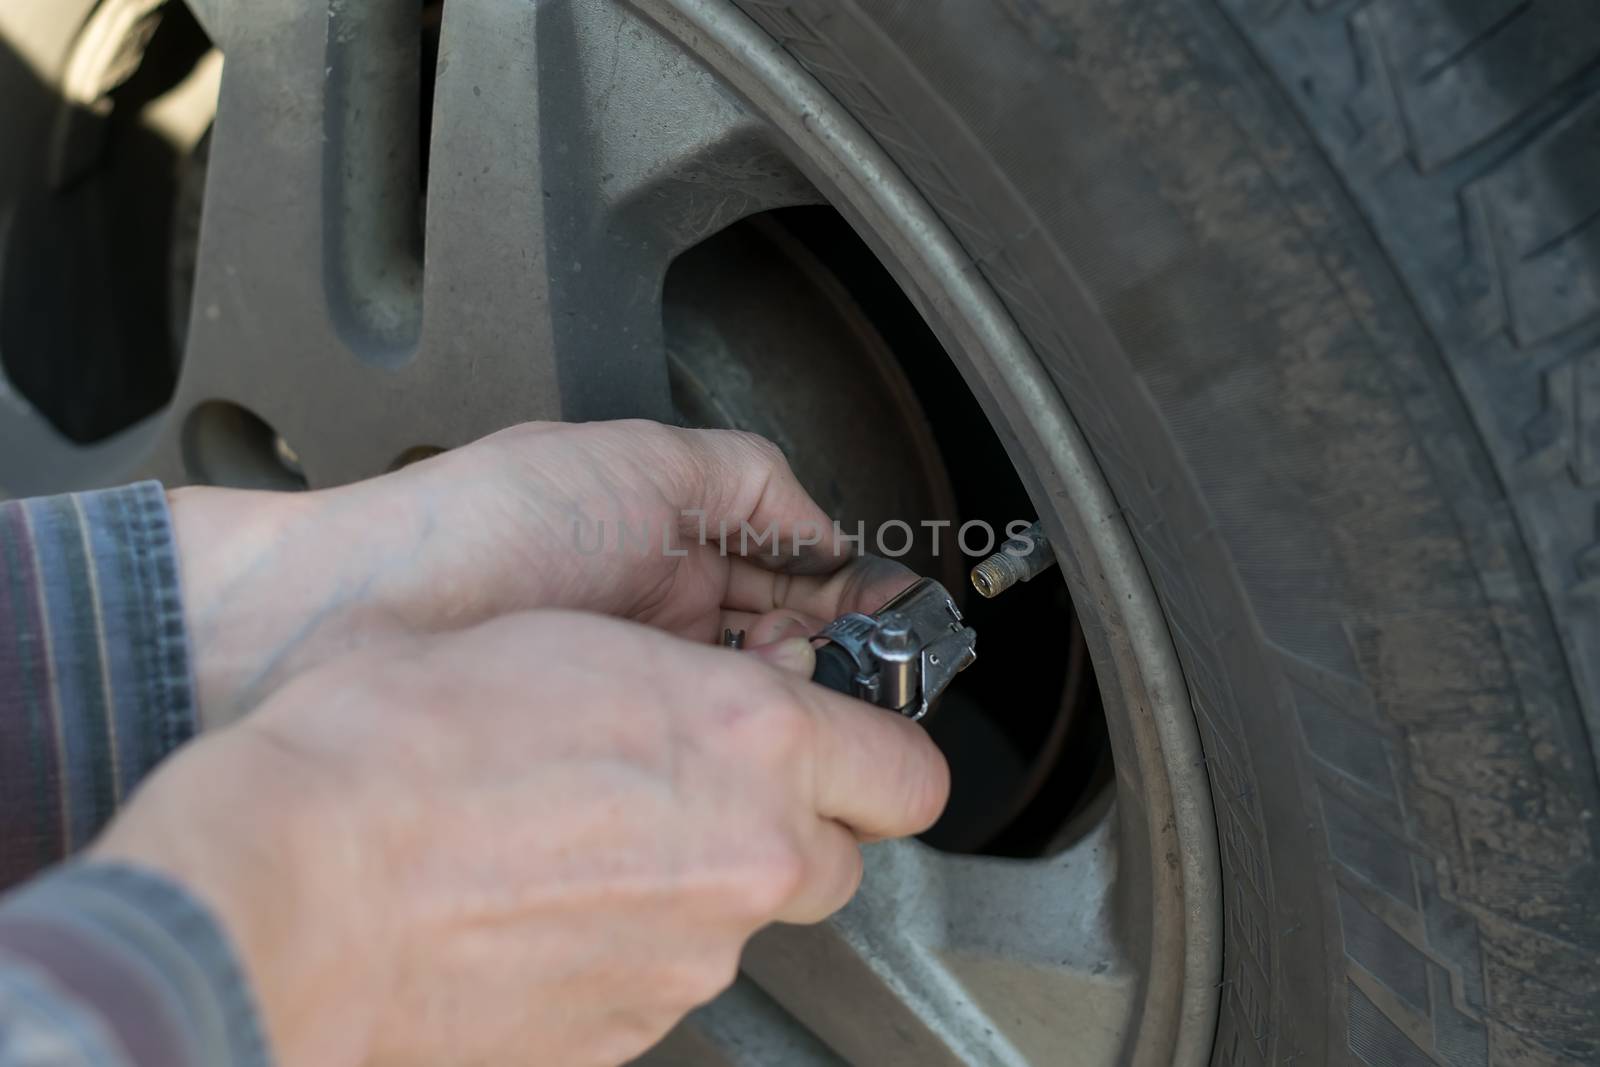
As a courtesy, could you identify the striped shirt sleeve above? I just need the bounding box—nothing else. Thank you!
[0,864,270,1067]
[0,486,272,1066]
[0,482,196,889]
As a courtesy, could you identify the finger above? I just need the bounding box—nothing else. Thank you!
[786,678,951,840]
[722,556,917,622]
[750,638,814,677]
[777,820,866,925]
[669,428,848,572]
[716,612,819,677]
[745,611,816,645]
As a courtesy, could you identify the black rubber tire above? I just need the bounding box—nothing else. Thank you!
[727,1,1600,1064]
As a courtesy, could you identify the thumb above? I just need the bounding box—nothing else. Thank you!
[745,612,818,678]
[751,637,815,678]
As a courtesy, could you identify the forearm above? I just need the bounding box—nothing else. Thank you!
[167,472,523,728]
[167,467,555,728]
[164,484,421,729]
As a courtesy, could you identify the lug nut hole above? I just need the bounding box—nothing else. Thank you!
[390,445,447,471]
[182,401,308,490]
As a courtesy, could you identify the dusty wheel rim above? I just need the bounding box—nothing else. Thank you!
[0,1,1221,1063]
[634,5,1221,1063]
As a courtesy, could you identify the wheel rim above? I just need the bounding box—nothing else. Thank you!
[0,1,1221,1062]
[633,5,1221,1063]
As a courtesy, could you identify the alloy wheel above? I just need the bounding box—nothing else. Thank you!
[0,2,1221,1063]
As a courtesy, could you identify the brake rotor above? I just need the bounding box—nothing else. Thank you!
[665,215,963,593]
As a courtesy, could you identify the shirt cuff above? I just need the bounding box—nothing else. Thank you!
[0,481,197,885]
[0,862,270,1067]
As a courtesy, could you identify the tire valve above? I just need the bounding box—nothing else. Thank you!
[970,520,1056,598]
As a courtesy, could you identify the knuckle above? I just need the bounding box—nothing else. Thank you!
[760,698,813,757]
[674,950,743,1007]
[713,678,813,763]
[844,843,866,895]
[721,430,795,490]
[907,738,953,832]
[641,420,692,456]
[817,839,865,915]
[703,950,744,1002]
[609,416,675,443]
[739,838,809,918]
[884,732,951,835]
[733,430,789,471]
[606,419,687,467]
[591,1009,678,1067]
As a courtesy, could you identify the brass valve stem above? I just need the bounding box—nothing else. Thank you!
[970,521,1055,598]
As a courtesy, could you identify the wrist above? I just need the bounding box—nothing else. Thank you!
[167,484,414,727]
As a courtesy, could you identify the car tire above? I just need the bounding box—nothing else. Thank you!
[727,1,1600,1064]
[3,1,1597,1063]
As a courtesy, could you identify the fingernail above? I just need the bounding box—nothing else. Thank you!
[753,637,815,677]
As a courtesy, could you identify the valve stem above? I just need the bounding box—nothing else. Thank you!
[970,520,1055,598]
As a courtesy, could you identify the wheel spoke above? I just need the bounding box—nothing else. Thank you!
[417,0,817,428]
[414,0,561,427]
[163,0,817,486]
[734,811,1138,1066]
[166,0,426,485]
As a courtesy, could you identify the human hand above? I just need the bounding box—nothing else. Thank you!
[170,420,917,725]
[93,610,950,1067]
